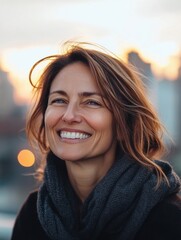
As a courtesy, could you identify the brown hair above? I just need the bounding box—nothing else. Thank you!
[27,42,168,185]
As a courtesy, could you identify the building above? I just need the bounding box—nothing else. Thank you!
[0,68,15,118]
[127,51,181,175]
[176,59,181,149]
[127,51,158,106]
[157,79,178,146]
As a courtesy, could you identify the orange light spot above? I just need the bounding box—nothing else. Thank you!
[17,149,35,167]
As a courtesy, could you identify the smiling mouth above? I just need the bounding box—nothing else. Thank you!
[59,131,91,140]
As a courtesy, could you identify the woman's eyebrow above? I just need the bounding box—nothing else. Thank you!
[80,92,105,98]
[49,90,67,96]
[49,90,105,99]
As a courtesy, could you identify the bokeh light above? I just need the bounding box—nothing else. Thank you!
[17,149,35,167]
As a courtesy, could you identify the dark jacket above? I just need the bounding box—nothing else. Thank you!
[11,191,181,240]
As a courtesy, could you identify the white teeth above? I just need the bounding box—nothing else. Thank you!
[60,131,90,139]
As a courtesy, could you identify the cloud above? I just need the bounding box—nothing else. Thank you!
[0,20,106,49]
[1,0,181,61]
[137,0,181,15]
[0,0,106,49]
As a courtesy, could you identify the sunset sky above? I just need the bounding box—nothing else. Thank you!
[0,0,181,103]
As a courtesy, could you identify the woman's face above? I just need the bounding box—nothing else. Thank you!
[44,61,117,163]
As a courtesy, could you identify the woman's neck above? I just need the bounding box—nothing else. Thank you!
[65,155,115,203]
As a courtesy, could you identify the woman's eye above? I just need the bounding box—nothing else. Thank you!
[86,100,101,107]
[51,98,66,104]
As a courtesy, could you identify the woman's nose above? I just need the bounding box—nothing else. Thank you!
[61,104,82,123]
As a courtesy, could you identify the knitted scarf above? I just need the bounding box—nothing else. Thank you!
[37,151,181,240]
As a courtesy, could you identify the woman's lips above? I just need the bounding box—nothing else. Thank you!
[61,131,91,139]
[58,130,91,140]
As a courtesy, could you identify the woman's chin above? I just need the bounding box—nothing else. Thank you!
[56,153,84,162]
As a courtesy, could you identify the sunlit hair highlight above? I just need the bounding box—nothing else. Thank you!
[27,41,168,186]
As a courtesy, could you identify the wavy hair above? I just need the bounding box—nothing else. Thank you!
[27,41,168,185]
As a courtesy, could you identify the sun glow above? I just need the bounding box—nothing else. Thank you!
[122,43,180,81]
[1,41,180,105]
[1,45,58,103]
[17,149,35,167]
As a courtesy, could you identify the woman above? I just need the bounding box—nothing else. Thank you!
[11,42,181,240]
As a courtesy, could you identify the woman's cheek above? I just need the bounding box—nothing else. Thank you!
[44,108,62,128]
[86,111,113,130]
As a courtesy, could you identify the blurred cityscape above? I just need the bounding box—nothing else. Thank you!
[0,67,37,239]
[0,51,181,239]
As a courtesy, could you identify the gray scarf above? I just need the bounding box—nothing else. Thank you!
[37,151,181,240]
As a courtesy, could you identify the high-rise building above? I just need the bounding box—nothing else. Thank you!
[127,50,179,151]
[0,68,16,118]
[175,58,181,150]
[157,79,178,145]
[127,51,158,106]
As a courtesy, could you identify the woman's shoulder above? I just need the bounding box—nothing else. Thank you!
[17,190,39,217]
[11,190,49,240]
[15,190,38,220]
[24,190,39,205]
[136,193,181,240]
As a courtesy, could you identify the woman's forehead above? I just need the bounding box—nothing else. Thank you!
[49,62,100,93]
